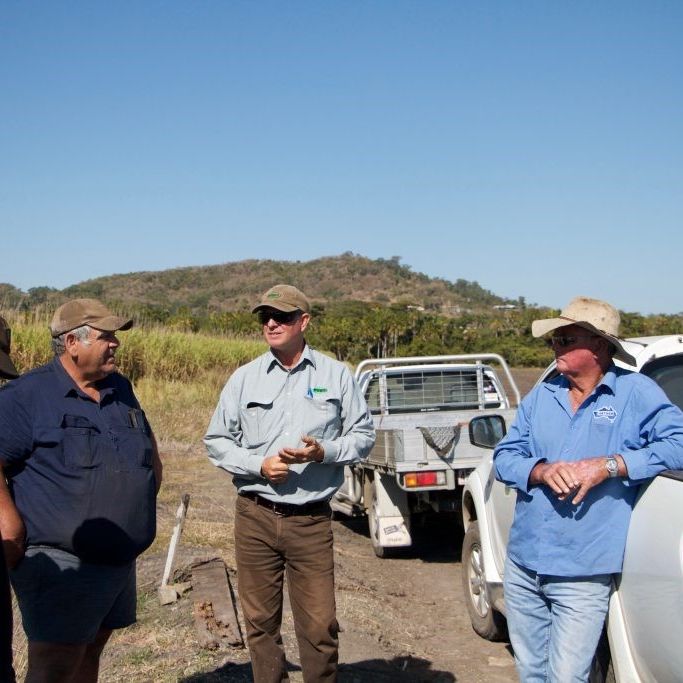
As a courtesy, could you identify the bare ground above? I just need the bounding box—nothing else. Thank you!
[12,368,543,681]
[99,445,518,683]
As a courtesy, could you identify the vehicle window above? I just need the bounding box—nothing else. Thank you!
[364,369,501,414]
[640,354,683,411]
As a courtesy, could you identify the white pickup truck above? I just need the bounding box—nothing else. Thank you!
[460,335,683,681]
[331,354,520,557]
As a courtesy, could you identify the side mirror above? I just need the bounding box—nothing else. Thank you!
[469,415,507,449]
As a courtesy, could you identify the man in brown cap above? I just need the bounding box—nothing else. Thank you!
[0,315,19,682]
[0,299,162,683]
[205,284,375,683]
[494,296,683,682]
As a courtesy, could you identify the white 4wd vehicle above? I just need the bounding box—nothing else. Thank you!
[461,335,683,681]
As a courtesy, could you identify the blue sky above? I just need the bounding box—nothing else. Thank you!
[2,1,681,314]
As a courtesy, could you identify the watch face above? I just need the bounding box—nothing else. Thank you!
[606,457,618,476]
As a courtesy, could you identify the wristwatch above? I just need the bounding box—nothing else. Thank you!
[605,456,619,478]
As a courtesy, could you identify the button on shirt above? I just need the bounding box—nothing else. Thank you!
[494,366,683,576]
[204,345,375,504]
[0,357,156,565]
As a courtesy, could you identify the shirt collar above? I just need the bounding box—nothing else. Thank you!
[545,364,618,397]
[265,343,316,373]
[51,356,117,399]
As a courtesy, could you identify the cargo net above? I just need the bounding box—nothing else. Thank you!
[418,425,461,458]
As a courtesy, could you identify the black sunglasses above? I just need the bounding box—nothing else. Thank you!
[257,309,302,326]
[546,335,598,349]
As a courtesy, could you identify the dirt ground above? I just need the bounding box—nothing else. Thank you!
[12,368,542,681]
[99,446,518,683]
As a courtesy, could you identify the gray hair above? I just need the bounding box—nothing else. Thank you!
[52,325,91,356]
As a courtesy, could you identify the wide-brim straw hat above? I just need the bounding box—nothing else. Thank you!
[531,296,636,366]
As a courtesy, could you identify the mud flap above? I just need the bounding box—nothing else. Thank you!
[373,473,412,548]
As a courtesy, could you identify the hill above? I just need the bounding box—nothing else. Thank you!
[5,253,515,315]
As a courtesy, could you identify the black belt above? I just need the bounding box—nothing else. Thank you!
[240,492,331,517]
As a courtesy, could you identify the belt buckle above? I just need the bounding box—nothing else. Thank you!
[272,503,288,516]
[269,500,289,516]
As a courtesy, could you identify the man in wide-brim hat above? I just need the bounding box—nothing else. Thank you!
[494,296,683,682]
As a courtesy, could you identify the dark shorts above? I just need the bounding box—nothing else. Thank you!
[9,546,136,644]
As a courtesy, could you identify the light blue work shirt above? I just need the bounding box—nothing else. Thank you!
[494,365,683,576]
[204,345,375,504]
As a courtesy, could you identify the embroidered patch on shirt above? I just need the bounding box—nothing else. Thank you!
[312,387,327,394]
[593,405,618,423]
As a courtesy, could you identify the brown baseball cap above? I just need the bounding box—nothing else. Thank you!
[50,298,134,337]
[0,316,19,379]
[251,284,311,314]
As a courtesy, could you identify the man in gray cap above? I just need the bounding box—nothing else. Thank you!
[205,284,375,683]
[0,299,162,683]
[494,296,683,682]
[1,315,19,682]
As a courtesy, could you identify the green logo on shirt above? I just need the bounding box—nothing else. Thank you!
[313,387,327,394]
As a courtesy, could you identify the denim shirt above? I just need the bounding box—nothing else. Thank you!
[494,365,683,576]
[204,344,375,504]
[0,357,156,565]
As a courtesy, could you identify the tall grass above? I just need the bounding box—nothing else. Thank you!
[4,320,267,443]
[5,320,265,380]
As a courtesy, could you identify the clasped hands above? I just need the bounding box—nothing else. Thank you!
[530,456,617,505]
[260,435,324,484]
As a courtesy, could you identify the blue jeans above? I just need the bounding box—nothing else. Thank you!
[504,557,612,682]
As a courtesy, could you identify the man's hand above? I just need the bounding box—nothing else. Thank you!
[0,509,26,569]
[530,461,581,500]
[530,455,623,505]
[1,466,26,568]
[260,455,290,484]
[2,532,25,570]
[278,435,324,464]
[565,456,619,504]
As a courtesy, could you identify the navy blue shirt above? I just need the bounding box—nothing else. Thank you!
[0,357,156,565]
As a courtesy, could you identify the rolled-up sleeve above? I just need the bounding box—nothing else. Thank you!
[320,367,375,466]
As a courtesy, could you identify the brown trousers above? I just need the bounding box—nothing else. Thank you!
[234,495,339,683]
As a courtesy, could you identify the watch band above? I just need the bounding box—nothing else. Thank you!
[605,456,619,478]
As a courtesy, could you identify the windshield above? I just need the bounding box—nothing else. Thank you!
[640,354,683,411]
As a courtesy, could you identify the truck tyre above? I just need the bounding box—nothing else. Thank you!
[461,521,507,641]
[364,472,390,558]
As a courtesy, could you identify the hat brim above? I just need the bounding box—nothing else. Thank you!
[52,316,135,336]
[89,316,134,333]
[251,303,301,314]
[532,317,636,366]
[0,351,19,379]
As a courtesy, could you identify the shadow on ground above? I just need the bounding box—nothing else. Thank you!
[180,655,456,682]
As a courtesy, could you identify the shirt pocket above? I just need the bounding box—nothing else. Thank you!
[60,414,101,469]
[304,395,342,439]
[113,423,154,469]
[240,401,274,446]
